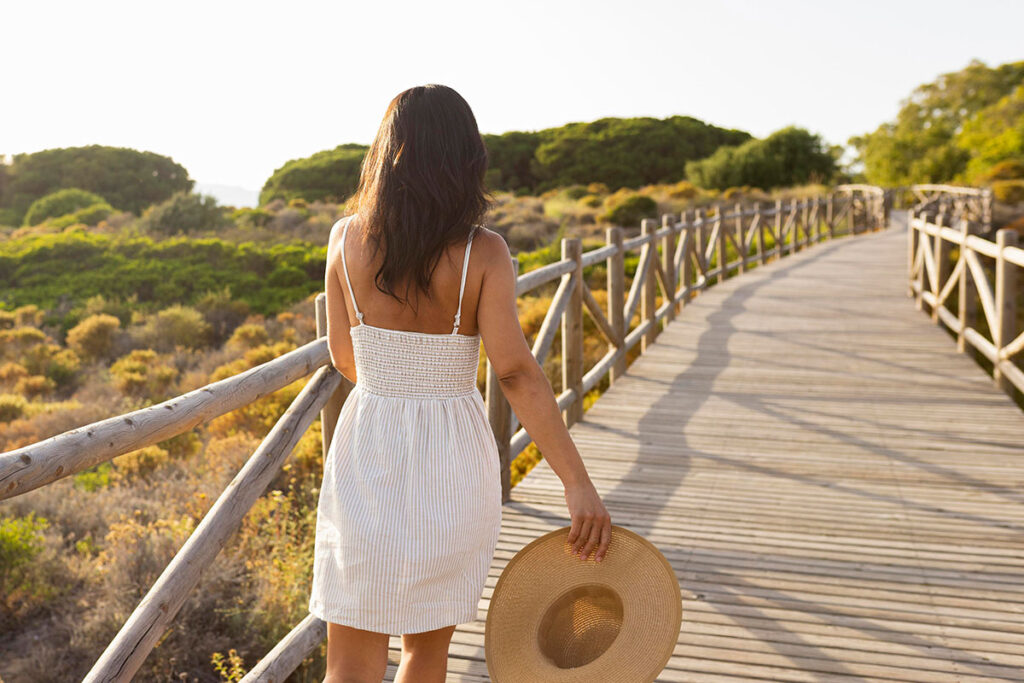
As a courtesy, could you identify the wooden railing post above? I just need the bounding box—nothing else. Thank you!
[983,188,994,231]
[788,199,799,256]
[774,199,783,257]
[734,203,746,274]
[695,208,706,287]
[715,209,728,282]
[662,214,677,322]
[756,202,767,265]
[486,258,516,503]
[995,228,1019,393]
[801,198,810,248]
[641,218,658,351]
[932,212,949,323]
[827,193,836,240]
[680,211,694,305]
[315,293,351,457]
[957,218,977,354]
[562,238,584,426]
[607,227,626,383]
[907,209,918,299]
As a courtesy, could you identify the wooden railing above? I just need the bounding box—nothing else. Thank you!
[0,185,886,681]
[907,183,993,227]
[908,185,1023,397]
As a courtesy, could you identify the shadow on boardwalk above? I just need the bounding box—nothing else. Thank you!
[498,226,1024,681]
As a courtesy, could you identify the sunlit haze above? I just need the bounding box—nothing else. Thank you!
[6,0,1023,205]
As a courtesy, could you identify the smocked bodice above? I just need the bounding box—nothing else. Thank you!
[350,324,481,399]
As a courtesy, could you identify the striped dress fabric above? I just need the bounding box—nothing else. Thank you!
[308,216,503,635]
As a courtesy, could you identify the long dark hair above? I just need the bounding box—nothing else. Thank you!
[345,84,494,311]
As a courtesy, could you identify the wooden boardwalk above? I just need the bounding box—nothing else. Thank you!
[384,222,1024,682]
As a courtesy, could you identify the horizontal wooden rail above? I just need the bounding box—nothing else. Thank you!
[0,338,331,501]
[83,364,342,682]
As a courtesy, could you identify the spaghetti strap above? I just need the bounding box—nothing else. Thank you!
[339,216,364,325]
[452,226,477,335]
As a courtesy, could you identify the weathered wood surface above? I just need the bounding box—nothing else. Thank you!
[387,220,1024,681]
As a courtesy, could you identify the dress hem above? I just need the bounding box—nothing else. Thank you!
[308,600,478,635]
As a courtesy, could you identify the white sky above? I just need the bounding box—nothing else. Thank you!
[5,0,1023,192]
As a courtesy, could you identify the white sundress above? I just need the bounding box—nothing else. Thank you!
[308,216,503,635]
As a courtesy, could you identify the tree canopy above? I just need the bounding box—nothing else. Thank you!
[259,116,752,204]
[259,143,368,206]
[0,145,193,225]
[686,126,838,190]
[850,59,1024,185]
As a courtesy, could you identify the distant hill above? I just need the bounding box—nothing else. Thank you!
[195,183,259,209]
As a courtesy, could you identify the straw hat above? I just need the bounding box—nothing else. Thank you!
[484,524,681,682]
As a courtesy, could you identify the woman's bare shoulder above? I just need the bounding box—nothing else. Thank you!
[473,226,512,263]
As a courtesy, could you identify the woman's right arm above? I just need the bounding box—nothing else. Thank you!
[475,229,611,563]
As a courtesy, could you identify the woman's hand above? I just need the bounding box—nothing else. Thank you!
[564,479,612,562]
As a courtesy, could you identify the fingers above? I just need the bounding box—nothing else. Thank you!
[572,518,593,556]
[595,518,611,563]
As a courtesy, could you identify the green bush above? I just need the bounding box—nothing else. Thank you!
[66,313,121,361]
[139,192,230,236]
[992,180,1024,203]
[977,159,1024,182]
[23,188,108,226]
[139,304,213,351]
[48,202,114,228]
[0,393,28,422]
[231,207,273,229]
[687,126,837,190]
[0,512,53,614]
[260,143,367,205]
[600,194,657,226]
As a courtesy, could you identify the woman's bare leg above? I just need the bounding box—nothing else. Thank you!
[394,624,456,683]
[324,622,390,683]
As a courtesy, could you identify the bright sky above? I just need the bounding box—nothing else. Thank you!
[6,0,1023,197]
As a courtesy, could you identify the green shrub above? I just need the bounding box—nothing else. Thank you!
[231,207,273,229]
[228,323,270,349]
[687,126,837,190]
[23,188,108,226]
[978,159,1024,182]
[0,512,53,614]
[0,393,28,422]
[66,313,121,361]
[139,191,230,236]
[260,144,367,205]
[992,180,1024,203]
[600,194,657,226]
[577,194,603,208]
[48,202,114,229]
[73,461,112,492]
[110,348,179,398]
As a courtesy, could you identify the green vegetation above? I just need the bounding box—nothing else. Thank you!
[261,116,751,203]
[0,231,327,323]
[259,143,368,206]
[23,188,111,226]
[523,115,751,192]
[686,126,839,190]
[138,191,231,236]
[851,59,1024,186]
[0,145,192,225]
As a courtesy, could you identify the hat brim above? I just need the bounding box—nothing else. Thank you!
[485,524,681,682]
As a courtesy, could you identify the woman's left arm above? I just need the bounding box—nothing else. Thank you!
[324,221,357,383]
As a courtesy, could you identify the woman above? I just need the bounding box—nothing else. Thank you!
[309,83,611,683]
